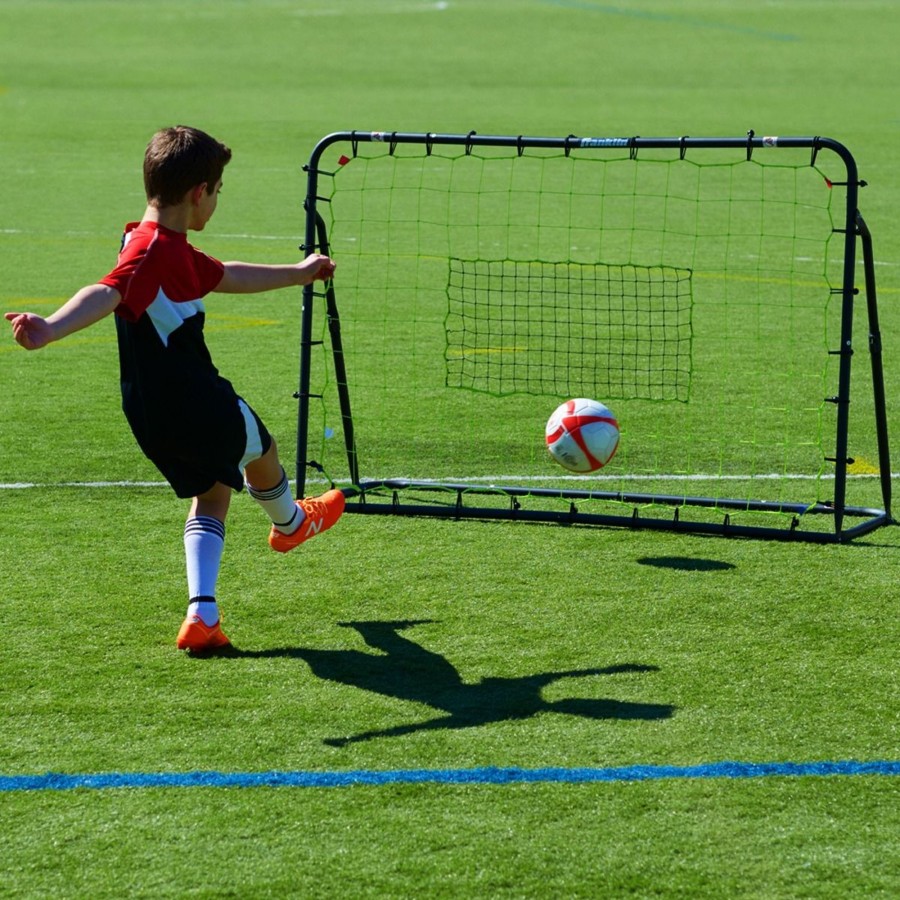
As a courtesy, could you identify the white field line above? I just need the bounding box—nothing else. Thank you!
[0,481,172,490]
[1,228,295,242]
[0,472,895,490]
[288,1,449,16]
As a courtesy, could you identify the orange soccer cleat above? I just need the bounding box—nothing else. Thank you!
[268,489,346,553]
[176,615,232,653]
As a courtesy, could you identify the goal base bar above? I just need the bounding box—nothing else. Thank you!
[339,480,893,544]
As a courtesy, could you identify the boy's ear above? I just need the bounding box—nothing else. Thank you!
[190,183,208,205]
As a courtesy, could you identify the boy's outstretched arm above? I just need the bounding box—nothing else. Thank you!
[215,253,335,294]
[5,284,121,350]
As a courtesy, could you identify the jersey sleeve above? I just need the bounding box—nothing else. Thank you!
[188,244,226,295]
[99,250,147,321]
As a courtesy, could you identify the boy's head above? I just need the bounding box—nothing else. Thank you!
[143,126,232,209]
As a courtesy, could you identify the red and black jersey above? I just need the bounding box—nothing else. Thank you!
[99,220,270,497]
[101,219,223,350]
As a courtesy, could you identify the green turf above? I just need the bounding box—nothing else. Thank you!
[1,1,899,897]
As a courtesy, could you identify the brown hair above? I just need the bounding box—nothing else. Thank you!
[143,126,232,207]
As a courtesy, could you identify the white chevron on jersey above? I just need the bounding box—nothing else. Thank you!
[145,289,205,346]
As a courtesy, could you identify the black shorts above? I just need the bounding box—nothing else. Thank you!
[125,388,273,499]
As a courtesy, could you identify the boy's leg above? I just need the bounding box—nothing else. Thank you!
[176,482,232,652]
[245,441,303,534]
[245,440,344,552]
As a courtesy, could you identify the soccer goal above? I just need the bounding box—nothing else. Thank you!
[296,131,892,543]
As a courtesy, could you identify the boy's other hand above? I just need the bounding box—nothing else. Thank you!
[5,312,53,350]
[299,253,336,283]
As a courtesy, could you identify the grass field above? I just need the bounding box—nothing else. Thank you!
[1,1,899,897]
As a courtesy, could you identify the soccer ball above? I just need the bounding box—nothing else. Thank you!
[545,398,620,473]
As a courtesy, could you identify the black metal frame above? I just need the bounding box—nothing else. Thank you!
[298,131,893,543]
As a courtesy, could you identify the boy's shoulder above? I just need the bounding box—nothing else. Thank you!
[103,220,222,316]
[121,220,188,250]
[116,220,210,272]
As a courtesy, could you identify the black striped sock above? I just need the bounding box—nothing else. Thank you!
[247,469,302,533]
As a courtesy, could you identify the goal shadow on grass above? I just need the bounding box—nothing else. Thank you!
[637,556,737,572]
[227,620,674,746]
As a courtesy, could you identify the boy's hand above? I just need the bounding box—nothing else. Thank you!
[5,312,54,350]
[299,253,336,283]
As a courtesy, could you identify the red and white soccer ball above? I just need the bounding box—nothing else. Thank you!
[545,398,620,473]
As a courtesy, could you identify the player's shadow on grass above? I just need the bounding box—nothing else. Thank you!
[237,620,674,747]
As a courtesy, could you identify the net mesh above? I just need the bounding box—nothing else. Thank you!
[445,258,693,400]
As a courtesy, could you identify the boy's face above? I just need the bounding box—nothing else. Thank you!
[190,179,222,231]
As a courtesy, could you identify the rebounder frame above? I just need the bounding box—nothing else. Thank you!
[297,131,893,543]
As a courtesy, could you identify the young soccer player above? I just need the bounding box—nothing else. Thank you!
[5,125,345,653]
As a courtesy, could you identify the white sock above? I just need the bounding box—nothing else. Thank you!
[248,469,305,535]
[184,516,225,624]
[187,598,220,627]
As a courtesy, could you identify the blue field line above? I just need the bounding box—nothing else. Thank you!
[1,760,897,793]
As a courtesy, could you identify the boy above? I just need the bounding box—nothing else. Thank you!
[5,125,344,653]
